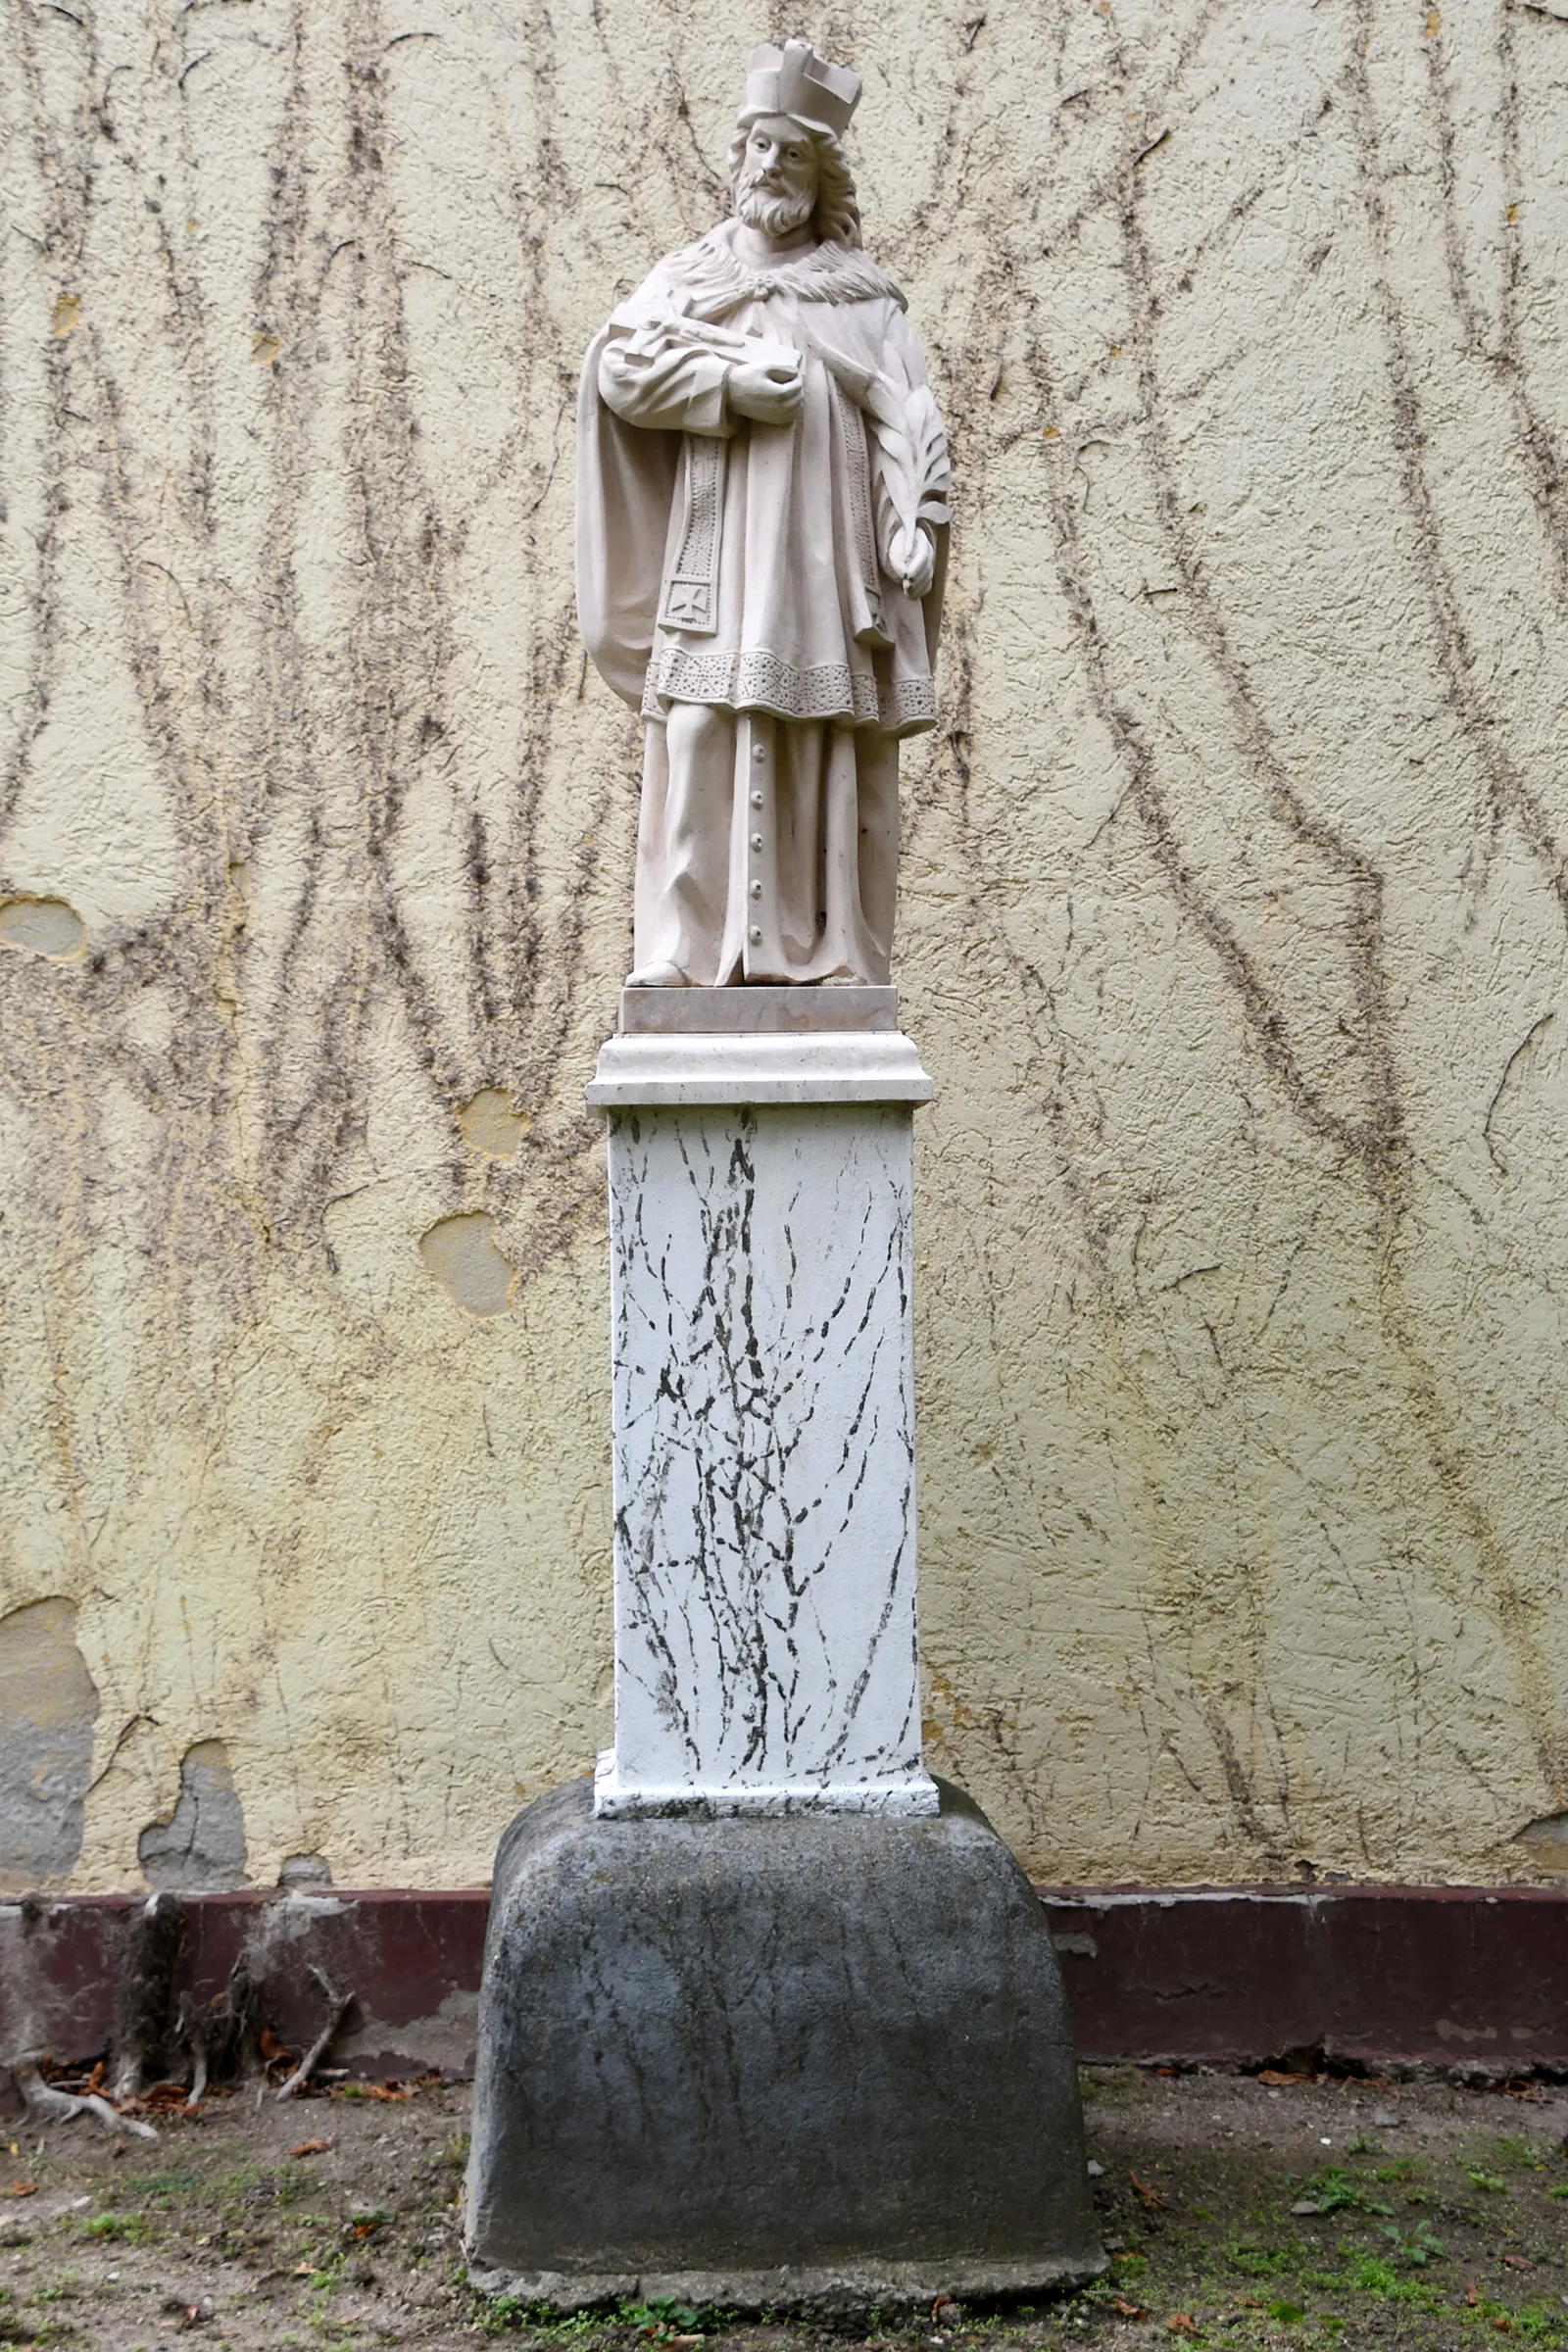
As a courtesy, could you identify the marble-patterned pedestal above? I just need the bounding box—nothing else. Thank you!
[585,1000,937,1817]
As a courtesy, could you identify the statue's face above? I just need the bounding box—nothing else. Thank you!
[735,114,819,238]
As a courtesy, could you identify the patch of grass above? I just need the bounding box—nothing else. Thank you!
[1342,2252,1443,2308]
[1079,2068,1139,2110]
[82,2211,155,2245]
[1493,2135,1549,2172]
[1376,2219,1446,2268]
[473,2297,533,2337]
[481,2305,606,2342]
[212,2162,265,2203]
[1294,2167,1394,2216]
[1460,2292,1568,2343]
[1466,2169,1509,2194]
[1209,2236,1307,2278]
[618,2294,708,2334]
[467,2291,618,2342]
[129,2169,198,2205]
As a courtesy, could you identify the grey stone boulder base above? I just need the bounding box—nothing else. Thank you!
[465,1779,1103,2313]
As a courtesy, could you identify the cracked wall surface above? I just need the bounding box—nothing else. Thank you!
[1,0,1566,1888]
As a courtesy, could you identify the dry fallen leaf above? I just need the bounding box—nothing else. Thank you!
[1132,2172,1172,2210]
[1166,2319,1202,2339]
[289,2138,329,2159]
[1111,2296,1147,2318]
[1503,2255,1534,2270]
[1256,2070,1313,2086]
[8,2181,37,2198]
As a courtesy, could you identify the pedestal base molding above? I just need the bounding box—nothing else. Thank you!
[464,1778,1102,2310]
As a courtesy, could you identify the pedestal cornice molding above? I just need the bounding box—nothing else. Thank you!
[586,1028,934,1107]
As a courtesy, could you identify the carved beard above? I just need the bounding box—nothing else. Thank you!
[735,172,816,238]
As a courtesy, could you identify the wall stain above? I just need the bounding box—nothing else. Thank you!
[0,896,85,959]
[0,1600,99,1891]
[139,1738,250,1891]
[420,1211,517,1318]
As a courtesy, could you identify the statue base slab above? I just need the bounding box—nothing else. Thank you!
[618,984,899,1035]
[464,1777,1103,2312]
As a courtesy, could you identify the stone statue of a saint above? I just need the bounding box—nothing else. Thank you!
[576,40,951,988]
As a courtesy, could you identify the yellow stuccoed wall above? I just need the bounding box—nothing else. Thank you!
[3,0,1567,1893]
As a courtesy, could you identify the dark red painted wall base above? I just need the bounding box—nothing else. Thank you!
[1041,1885,1568,2071]
[0,1891,490,2090]
[2,1884,1564,2093]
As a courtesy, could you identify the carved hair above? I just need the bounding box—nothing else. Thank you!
[728,116,862,252]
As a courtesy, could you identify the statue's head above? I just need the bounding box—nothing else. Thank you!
[729,39,862,250]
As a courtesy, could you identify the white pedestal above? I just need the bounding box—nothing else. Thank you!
[586,1019,938,1818]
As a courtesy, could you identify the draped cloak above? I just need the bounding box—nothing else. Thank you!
[576,219,948,986]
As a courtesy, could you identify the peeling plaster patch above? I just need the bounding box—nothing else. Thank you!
[458,1088,531,1158]
[138,1740,249,1890]
[0,896,85,960]
[0,1600,99,1890]
[278,1851,333,1887]
[419,1212,516,1316]
[337,1985,478,2077]
[1516,1813,1568,1876]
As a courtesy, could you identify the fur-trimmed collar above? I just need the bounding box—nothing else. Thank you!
[660,220,907,316]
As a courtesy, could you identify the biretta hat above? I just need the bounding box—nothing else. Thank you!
[743,38,860,138]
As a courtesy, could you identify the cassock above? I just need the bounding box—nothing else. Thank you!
[576,217,950,986]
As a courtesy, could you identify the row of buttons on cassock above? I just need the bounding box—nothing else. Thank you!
[748,743,765,943]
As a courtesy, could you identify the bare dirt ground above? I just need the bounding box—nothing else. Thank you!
[0,2066,1563,2350]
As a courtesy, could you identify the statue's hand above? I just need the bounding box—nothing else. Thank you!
[890,520,936,601]
[727,355,805,426]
